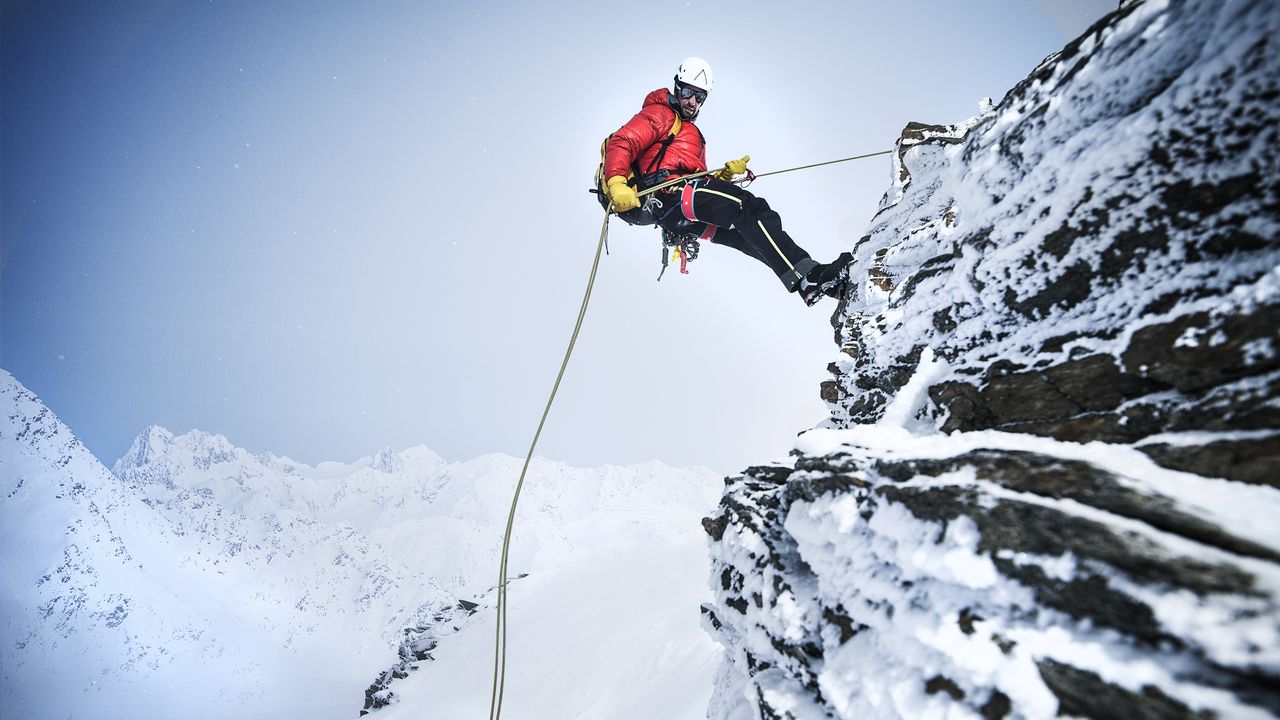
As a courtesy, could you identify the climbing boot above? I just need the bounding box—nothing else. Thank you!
[798,252,853,306]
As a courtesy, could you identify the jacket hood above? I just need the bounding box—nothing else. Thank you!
[643,88,675,110]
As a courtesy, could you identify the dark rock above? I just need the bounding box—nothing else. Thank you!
[933,306,1279,447]
[787,472,870,504]
[925,675,966,701]
[755,685,786,720]
[879,479,1259,646]
[1139,435,1280,488]
[743,465,794,484]
[701,604,723,632]
[1005,259,1094,318]
[932,354,1169,440]
[1121,303,1280,394]
[702,513,728,541]
[979,690,1012,720]
[822,606,863,644]
[877,450,1280,562]
[990,634,1015,655]
[1036,658,1207,720]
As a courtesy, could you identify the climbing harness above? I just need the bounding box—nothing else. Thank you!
[489,148,891,720]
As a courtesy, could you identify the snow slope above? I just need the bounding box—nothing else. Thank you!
[1,369,723,719]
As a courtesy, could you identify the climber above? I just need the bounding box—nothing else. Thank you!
[601,57,851,305]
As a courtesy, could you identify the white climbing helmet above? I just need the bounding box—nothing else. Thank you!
[675,57,714,93]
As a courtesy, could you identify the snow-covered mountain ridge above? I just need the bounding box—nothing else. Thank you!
[1,369,722,719]
[702,0,1280,718]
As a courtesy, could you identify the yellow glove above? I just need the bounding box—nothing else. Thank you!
[716,154,750,181]
[606,176,640,212]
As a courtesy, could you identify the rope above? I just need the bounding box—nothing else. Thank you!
[751,149,892,179]
[488,209,611,720]
[485,147,888,719]
[637,168,716,196]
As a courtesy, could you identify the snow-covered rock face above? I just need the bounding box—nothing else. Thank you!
[702,0,1280,718]
[826,0,1279,473]
[704,429,1280,719]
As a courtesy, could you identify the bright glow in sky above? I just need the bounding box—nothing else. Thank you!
[1,0,1116,473]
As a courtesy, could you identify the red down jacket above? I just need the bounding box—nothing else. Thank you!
[603,88,707,184]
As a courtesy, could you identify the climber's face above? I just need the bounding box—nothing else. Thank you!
[675,82,707,119]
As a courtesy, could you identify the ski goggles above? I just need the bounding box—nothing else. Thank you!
[676,84,708,103]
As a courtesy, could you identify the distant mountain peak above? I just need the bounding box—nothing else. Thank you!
[112,424,175,474]
[371,447,402,473]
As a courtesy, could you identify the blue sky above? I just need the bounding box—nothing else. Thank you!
[2,0,1116,472]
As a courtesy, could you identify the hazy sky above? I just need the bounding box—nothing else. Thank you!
[2,0,1116,473]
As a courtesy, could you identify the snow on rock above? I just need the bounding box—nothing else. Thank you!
[0,369,723,720]
[824,0,1280,478]
[704,0,1280,718]
[705,425,1280,718]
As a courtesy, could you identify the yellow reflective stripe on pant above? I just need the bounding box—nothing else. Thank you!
[694,186,743,206]
[756,219,797,273]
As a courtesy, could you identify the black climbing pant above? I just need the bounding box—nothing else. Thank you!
[651,177,817,290]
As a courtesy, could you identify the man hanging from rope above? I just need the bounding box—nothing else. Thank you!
[601,57,852,305]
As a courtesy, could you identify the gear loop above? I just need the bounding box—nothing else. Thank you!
[657,226,702,280]
[662,228,700,258]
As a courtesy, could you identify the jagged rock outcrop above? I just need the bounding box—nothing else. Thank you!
[704,0,1280,717]
[360,597,482,715]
